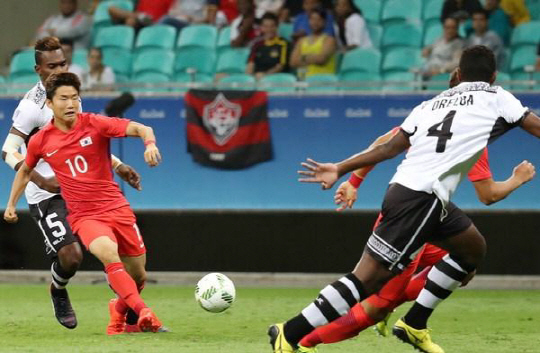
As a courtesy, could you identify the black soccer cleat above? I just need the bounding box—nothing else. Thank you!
[50,284,77,329]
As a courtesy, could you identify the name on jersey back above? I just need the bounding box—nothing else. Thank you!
[432,95,474,111]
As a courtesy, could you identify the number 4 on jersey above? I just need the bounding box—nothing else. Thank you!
[428,110,456,153]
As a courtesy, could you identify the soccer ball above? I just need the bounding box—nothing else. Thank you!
[195,273,236,313]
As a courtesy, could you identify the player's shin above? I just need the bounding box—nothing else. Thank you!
[51,260,76,290]
[403,255,473,329]
[105,262,147,315]
[283,273,367,347]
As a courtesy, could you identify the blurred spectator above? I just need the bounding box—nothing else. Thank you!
[292,0,335,40]
[108,0,174,29]
[206,0,239,27]
[81,47,115,91]
[422,17,464,79]
[246,13,290,79]
[230,0,259,47]
[59,39,84,78]
[484,0,511,45]
[500,0,530,26]
[36,0,91,49]
[290,8,337,79]
[255,0,284,18]
[159,0,207,30]
[466,10,504,69]
[279,0,332,23]
[334,0,372,51]
[442,0,483,22]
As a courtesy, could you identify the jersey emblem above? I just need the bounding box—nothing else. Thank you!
[80,136,93,147]
[46,150,59,157]
[202,93,242,146]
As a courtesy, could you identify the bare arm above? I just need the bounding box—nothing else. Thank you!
[246,62,255,75]
[125,122,161,167]
[304,36,336,66]
[473,161,535,205]
[520,111,540,137]
[289,38,304,68]
[4,162,34,223]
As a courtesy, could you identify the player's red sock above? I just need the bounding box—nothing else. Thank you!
[388,266,431,308]
[299,304,375,347]
[106,262,147,315]
[115,280,146,315]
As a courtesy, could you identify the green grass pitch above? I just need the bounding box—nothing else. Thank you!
[0,284,538,352]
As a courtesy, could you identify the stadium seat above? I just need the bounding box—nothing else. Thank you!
[131,72,171,93]
[278,23,293,40]
[215,48,250,74]
[306,74,338,92]
[424,73,450,91]
[510,21,540,49]
[367,23,382,48]
[526,0,540,21]
[173,72,213,92]
[510,72,535,90]
[382,23,422,49]
[383,71,419,91]
[381,0,422,25]
[8,73,40,94]
[217,26,232,54]
[93,0,134,31]
[382,47,423,74]
[259,73,297,92]
[72,49,88,70]
[132,49,175,77]
[423,0,443,28]
[0,76,5,94]
[339,71,382,91]
[177,24,217,49]
[353,0,381,24]
[509,46,537,73]
[9,49,35,78]
[136,25,177,52]
[494,72,511,90]
[175,47,216,76]
[217,74,256,90]
[423,22,442,47]
[340,48,381,74]
[94,25,135,50]
[102,47,132,77]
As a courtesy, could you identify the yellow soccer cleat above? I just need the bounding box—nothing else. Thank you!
[373,312,392,337]
[268,323,296,353]
[392,318,445,353]
[297,345,318,353]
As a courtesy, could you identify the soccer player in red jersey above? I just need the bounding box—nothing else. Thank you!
[4,72,163,334]
[296,127,535,352]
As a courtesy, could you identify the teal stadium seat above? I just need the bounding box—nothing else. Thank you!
[494,72,511,90]
[339,71,382,91]
[367,23,382,48]
[9,50,35,78]
[0,75,6,94]
[340,48,381,74]
[173,72,213,92]
[278,23,293,40]
[381,0,422,25]
[353,0,381,24]
[217,74,256,90]
[423,22,443,47]
[509,46,537,73]
[306,74,338,92]
[382,48,423,74]
[136,25,177,52]
[131,72,171,93]
[94,25,135,50]
[526,0,540,21]
[72,49,88,70]
[259,73,297,92]
[215,48,250,74]
[382,23,422,49]
[423,0,443,28]
[9,73,40,94]
[132,49,175,77]
[102,47,132,77]
[383,71,419,91]
[177,24,217,49]
[175,47,216,75]
[510,21,540,49]
[425,73,450,91]
[217,26,232,54]
[93,0,134,30]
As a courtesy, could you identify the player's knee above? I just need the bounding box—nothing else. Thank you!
[58,243,83,273]
[130,268,147,286]
[364,305,390,323]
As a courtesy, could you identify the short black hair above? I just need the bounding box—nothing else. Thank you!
[59,38,74,48]
[261,12,279,25]
[45,72,81,100]
[472,9,489,19]
[35,36,62,65]
[310,7,327,21]
[459,45,496,83]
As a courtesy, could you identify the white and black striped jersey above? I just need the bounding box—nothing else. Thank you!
[390,81,528,205]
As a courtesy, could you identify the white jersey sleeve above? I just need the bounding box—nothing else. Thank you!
[496,88,529,124]
[400,105,424,136]
[12,99,42,136]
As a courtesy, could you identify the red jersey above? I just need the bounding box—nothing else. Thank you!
[25,113,130,222]
[137,0,174,22]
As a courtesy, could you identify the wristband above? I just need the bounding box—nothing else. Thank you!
[144,140,156,146]
[348,173,364,188]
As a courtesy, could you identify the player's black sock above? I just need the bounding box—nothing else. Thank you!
[126,309,138,325]
[51,260,75,290]
[403,254,472,329]
[283,273,366,346]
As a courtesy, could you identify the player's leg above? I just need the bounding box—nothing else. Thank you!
[29,196,82,329]
[118,254,147,332]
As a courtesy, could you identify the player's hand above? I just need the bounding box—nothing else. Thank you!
[513,160,535,184]
[144,143,161,167]
[460,269,476,287]
[4,206,18,223]
[116,163,142,191]
[40,176,60,194]
[298,158,339,190]
[334,181,358,211]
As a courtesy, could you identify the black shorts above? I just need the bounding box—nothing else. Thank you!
[366,183,472,274]
[29,196,79,258]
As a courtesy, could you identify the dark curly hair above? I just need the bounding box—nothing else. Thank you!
[34,36,62,65]
[45,72,81,100]
[459,45,496,83]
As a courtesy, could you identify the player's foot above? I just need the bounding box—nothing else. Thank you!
[297,345,317,352]
[137,308,164,333]
[50,284,77,329]
[374,312,392,337]
[392,318,445,353]
[268,323,296,353]
[107,299,126,335]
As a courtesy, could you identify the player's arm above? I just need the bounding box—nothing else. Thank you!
[4,162,34,223]
[520,111,540,137]
[125,122,161,167]
[111,154,141,191]
[299,130,410,190]
[473,161,535,205]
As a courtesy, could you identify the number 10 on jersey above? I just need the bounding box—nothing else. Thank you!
[65,155,88,177]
